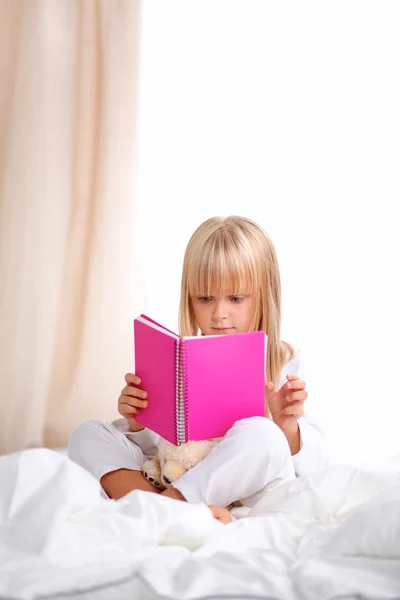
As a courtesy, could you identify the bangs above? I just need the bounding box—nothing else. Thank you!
[187,234,258,298]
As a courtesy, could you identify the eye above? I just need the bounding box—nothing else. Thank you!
[198,296,213,303]
[230,296,244,303]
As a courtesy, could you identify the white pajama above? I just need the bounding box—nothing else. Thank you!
[68,418,159,482]
[68,416,296,507]
[68,348,330,507]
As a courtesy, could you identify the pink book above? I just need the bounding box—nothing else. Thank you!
[133,314,267,445]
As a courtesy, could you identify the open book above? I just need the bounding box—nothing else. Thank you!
[133,315,267,445]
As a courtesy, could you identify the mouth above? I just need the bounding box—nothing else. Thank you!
[212,327,234,332]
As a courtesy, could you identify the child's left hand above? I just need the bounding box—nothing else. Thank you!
[266,374,308,428]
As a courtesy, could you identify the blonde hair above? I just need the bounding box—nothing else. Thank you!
[179,216,295,414]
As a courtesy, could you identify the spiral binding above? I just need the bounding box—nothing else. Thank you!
[175,339,189,444]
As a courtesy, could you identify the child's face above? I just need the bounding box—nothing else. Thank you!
[191,293,254,335]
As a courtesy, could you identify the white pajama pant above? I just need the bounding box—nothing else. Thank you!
[68,416,295,508]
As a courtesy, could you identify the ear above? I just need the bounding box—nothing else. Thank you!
[162,440,183,464]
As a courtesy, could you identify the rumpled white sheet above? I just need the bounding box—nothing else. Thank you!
[0,448,400,600]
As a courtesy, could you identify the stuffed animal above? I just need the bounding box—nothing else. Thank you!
[142,437,220,490]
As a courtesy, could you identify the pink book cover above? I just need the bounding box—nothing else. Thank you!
[133,315,266,444]
[133,316,178,444]
[183,331,266,441]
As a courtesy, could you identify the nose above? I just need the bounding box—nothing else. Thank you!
[212,300,227,322]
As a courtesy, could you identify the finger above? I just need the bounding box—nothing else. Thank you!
[265,381,276,399]
[121,385,148,400]
[286,379,306,391]
[286,373,300,381]
[286,390,308,403]
[119,396,148,409]
[125,373,142,386]
[120,405,139,415]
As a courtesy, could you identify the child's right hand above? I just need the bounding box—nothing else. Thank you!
[118,373,148,428]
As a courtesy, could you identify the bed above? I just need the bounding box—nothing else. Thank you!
[0,448,399,600]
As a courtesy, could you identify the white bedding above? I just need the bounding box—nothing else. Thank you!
[0,448,400,600]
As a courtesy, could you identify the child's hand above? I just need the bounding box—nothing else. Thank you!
[118,373,148,429]
[266,373,307,428]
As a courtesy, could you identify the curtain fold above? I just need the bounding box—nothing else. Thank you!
[0,0,144,454]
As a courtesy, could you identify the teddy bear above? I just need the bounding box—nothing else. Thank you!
[142,437,221,490]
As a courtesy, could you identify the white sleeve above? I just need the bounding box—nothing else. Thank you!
[279,348,331,476]
[111,417,162,456]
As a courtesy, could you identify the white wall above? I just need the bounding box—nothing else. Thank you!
[136,1,400,464]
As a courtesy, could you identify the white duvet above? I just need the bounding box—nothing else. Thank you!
[0,449,400,600]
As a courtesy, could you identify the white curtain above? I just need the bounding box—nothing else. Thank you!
[0,0,144,453]
[138,0,400,464]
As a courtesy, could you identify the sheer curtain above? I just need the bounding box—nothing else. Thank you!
[0,0,144,453]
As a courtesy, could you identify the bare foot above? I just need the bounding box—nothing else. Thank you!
[208,504,233,524]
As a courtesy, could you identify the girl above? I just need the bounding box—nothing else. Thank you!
[68,216,329,523]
